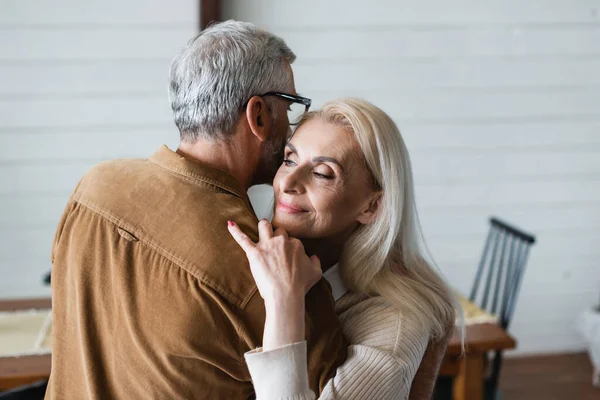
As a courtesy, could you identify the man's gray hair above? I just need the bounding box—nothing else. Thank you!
[169,20,296,142]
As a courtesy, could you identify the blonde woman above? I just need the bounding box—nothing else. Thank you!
[228,98,459,399]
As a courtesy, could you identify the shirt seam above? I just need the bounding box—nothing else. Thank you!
[148,158,244,199]
[235,290,260,374]
[394,310,403,356]
[147,158,256,227]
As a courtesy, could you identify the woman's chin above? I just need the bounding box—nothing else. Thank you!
[272,213,309,237]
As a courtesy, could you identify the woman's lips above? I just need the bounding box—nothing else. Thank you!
[276,200,307,214]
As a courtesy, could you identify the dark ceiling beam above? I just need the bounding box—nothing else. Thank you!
[200,0,221,31]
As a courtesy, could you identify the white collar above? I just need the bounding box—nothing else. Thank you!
[323,263,348,301]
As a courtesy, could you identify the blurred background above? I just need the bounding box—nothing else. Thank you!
[1,0,599,398]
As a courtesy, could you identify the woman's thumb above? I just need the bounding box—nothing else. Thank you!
[309,255,321,270]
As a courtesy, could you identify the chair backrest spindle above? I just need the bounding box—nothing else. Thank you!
[470,228,494,302]
[491,232,510,315]
[480,228,502,310]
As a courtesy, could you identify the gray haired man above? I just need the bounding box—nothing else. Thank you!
[46,21,346,399]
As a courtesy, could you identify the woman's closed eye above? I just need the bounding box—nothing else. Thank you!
[312,163,336,180]
[313,171,333,180]
[282,148,337,180]
[283,159,334,180]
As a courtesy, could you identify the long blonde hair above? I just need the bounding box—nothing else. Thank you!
[297,98,460,341]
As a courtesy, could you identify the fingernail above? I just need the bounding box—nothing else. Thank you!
[227,220,234,227]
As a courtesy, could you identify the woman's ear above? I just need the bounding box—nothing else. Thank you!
[245,96,272,142]
[357,192,383,225]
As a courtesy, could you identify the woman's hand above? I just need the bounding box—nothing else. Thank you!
[227,219,322,350]
[227,219,322,304]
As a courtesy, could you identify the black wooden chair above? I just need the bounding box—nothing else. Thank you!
[470,217,535,398]
[43,271,51,285]
[435,217,536,400]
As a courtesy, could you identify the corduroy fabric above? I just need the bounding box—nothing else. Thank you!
[46,145,346,399]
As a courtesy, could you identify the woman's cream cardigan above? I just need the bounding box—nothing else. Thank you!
[245,264,429,399]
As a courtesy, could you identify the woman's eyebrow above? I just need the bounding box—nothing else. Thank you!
[286,143,344,171]
[313,156,344,171]
[286,143,298,154]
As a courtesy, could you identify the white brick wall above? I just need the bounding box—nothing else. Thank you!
[225,0,600,355]
[0,0,197,297]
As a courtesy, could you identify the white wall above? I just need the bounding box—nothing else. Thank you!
[224,0,600,355]
[0,0,197,297]
[2,0,598,356]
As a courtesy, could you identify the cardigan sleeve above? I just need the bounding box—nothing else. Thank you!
[245,342,315,400]
[245,342,412,400]
[245,297,429,399]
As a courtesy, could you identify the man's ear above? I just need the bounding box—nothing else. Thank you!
[357,192,383,225]
[245,96,272,142]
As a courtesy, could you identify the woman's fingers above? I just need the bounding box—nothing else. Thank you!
[229,219,320,296]
[227,221,256,254]
[309,255,321,270]
[273,227,289,239]
[309,255,322,283]
[258,219,274,242]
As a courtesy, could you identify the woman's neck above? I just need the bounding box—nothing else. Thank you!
[301,231,350,272]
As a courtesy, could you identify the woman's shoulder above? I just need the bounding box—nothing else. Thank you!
[337,292,429,326]
[337,294,429,356]
[336,292,397,318]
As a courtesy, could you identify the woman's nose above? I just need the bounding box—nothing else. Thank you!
[281,168,305,194]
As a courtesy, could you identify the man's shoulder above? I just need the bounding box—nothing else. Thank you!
[71,157,261,309]
[73,157,152,200]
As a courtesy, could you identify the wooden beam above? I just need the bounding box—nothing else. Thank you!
[200,0,221,31]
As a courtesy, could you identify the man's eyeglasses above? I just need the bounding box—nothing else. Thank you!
[247,92,312,126]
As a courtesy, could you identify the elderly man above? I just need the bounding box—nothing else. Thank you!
[46,21,346,399]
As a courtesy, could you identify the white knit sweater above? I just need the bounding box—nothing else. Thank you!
[245,265,429,399]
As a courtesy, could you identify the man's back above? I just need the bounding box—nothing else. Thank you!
[46,146,346,399]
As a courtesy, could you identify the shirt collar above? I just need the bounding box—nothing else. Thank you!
[149,145,246,200]
[323,264,348,301]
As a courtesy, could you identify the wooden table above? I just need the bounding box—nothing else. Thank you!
[440,322,516,400]
[0,298,52,391]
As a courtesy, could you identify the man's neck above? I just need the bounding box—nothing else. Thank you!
[177,138,257,192]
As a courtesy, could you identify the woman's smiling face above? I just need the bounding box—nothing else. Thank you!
[272,117,379,239]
